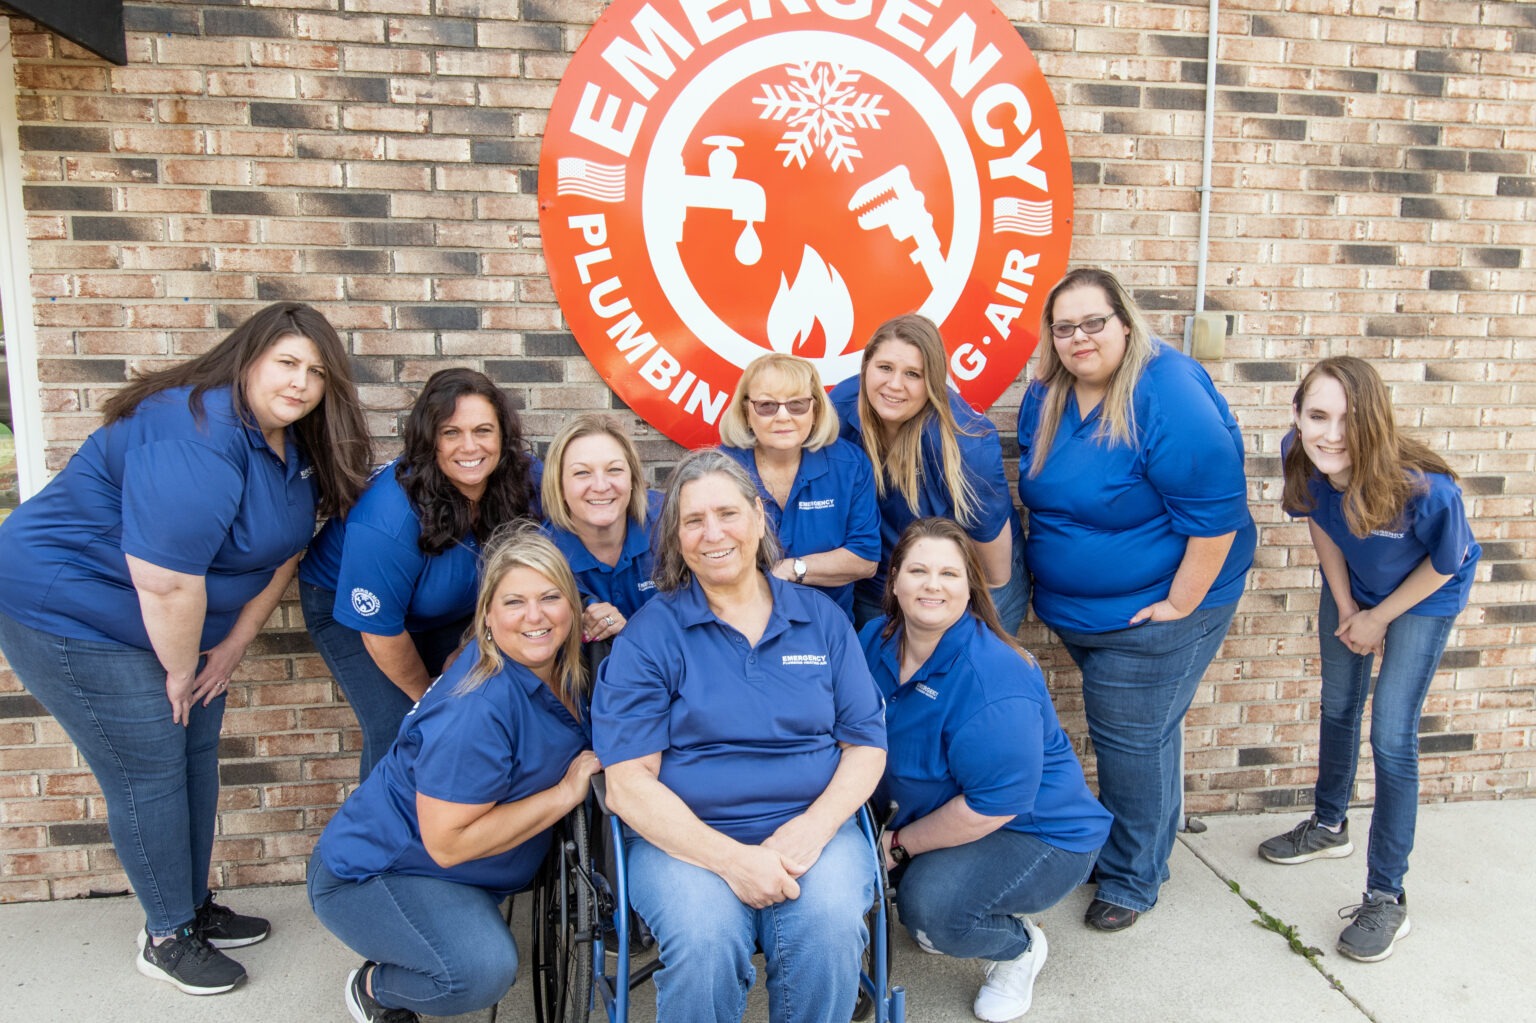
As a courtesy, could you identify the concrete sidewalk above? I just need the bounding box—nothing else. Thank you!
[2,800,1529,1022]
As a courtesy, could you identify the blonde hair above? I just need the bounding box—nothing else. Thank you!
[718,353,840,451]
[1283,356,1454,537]
[456,523,587,718]
[652,449,781,593]
[1026,268,1157,478]
[541,413,649,534]
[856,314,981,529]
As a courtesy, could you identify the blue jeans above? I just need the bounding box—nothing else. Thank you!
[1056,602,1238,913]
[1313,586,1454,897]
[307,853,518,1015]
[300,582,468,782]
[626,816,874,1023]
[895,828,1097,960]
[0,610,224,937]
[854,523,1030,636]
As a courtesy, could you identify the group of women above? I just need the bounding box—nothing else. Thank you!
[0,265,1478,1022]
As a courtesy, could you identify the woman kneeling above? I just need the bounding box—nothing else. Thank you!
[863,518,1110,1022]
[308,526,599,1023]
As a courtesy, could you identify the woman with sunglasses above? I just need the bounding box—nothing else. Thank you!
[1016,268,1255,932]
[719,354,880,619]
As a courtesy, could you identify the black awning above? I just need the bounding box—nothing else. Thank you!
[3,0,127,65]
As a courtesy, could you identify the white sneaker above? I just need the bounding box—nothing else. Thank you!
[973,918,1048,1022]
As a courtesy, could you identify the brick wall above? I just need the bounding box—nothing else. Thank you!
[1,0,1533,902]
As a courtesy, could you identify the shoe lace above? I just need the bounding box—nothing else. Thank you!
[198,894,233,925]
[1337,894,1391,932]
[159,929,221,969]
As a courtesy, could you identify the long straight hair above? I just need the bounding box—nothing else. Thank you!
[101,302,372,518]
[856,314,980,529]
[1283,356,1455,537]
[397,368,537,555]
[1026,268,1157,479]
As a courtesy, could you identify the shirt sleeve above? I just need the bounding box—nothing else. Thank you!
[591,620,676,766]
[121,439,246,575]
[411,689,518,806]
[1412,478,1474,577]
[825,612,887,750]
[841,450,883,561]
[331,520,426,634]
[1142,363,1251,538]
[949,696,1043,820]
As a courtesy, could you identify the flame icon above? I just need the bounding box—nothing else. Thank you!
[766,245,855,360]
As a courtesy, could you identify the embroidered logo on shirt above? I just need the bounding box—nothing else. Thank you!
[1369,529,1406,539]
[351,588,381,617]
[299,465,315,479]
[797,498,836,511]
[915,683,939,699]
[638,580,657,592]
[782,653,829,666]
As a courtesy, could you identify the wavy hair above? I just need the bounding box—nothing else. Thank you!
[101,302,371,518]
[880,517,1031,658]
[652,448,781,593]
[1283,356,1454,537]
[397,368,537,556]
[456,523,587,716]
[717,353,840,451]
[542,413,649,533]
[1026,268,1157,479]
[856,314,981,529]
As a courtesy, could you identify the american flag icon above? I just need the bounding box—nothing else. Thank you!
[557,158,626,203]
[993,197,1053,236]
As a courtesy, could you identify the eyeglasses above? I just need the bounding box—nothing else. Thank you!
[749,397,814,417]
[1049,312,1118,339]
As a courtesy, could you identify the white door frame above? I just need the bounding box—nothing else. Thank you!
[0,18,45,498]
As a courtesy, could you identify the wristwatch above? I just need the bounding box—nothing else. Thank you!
[888,830,909,867]
[793,558,808,584]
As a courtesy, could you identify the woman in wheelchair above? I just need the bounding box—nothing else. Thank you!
[308,526,601,1023]
[861,518,1111,1023]
[593,448,888,1023]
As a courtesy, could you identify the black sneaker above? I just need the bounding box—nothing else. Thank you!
[1258,815,1353,864]
[196,892,271,949]
[346,962,421,1023]
[137,923,246,995]
[1337,890,1411,962]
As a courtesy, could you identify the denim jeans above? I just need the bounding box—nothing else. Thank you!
[300,582,468,782]
[307,853,518,1015]
[1313,586,1454,897]
[895,828,1097,960]
[854,524,1030,636]
[626,815,874,1023]
[0,610,224,937]
[1056,602,1238,913]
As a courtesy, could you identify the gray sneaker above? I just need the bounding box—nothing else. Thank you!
[1337,890,1411,962]
[1258,816,1353,864]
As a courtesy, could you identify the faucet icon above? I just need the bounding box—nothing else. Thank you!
[653,136,767,265]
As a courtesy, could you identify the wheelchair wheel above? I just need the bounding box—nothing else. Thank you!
[532,810,594,1023]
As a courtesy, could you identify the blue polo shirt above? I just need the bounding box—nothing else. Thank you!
[592,576,887,844]
[1017,342,1256,634]
[1288,446,1479,616]
[860,616,1111,854]
[0,386,316,651]
[829,377,1020,592]
[299,463,485,635]
[315,643,590,898]
[541,490,663,617]
[721,441,881,618]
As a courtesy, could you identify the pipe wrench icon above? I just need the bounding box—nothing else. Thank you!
[849,165,945,288]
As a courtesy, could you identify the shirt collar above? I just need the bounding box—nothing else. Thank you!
[890,614,981,687]
[673,573,811,635]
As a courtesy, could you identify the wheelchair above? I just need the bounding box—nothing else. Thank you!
[529,780,906,1023]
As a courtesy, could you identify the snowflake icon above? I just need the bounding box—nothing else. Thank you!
[753,62,889,173]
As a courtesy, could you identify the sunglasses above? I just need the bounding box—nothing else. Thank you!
[749,398,814,417]
[1049,312,1118,339]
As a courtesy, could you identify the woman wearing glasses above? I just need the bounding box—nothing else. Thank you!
[830,314,1028,633]
[1016,268,1255,932]
[719,354,880,620]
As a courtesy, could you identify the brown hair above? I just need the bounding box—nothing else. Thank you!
[1283,356,1455,537]
[102,302,371,518]
[880,517,1030,659]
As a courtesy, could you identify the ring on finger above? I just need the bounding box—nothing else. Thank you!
[603,615,615,626]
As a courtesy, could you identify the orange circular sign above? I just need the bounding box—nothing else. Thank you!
[539,0,1073,448]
